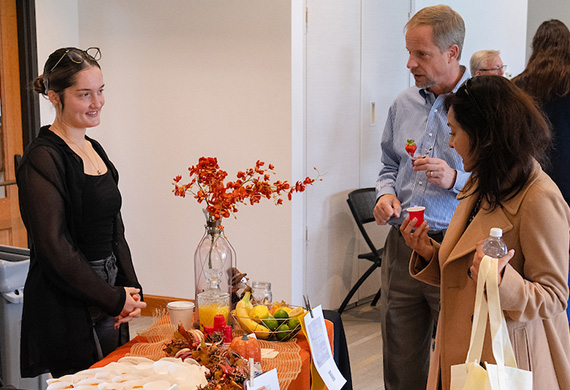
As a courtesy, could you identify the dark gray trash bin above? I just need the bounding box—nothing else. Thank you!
[0,245,47,390]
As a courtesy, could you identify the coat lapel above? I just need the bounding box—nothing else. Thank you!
[447,204,513,263]
[441,163,542,268]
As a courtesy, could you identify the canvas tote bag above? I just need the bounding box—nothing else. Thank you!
[450,256,532,390]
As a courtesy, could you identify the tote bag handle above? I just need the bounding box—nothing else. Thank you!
[486,256,517,368]
[464,256,517,368]
[464,255,491,364]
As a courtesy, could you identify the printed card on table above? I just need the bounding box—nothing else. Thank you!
[303,305,347,390]
[245,368,280,390]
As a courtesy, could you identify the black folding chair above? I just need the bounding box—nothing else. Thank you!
[338,188,383,314]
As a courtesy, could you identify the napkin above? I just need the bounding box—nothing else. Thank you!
[261,348,279,359]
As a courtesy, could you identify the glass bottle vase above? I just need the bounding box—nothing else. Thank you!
[194,220,234,311]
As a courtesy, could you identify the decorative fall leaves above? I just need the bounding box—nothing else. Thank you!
[173,157,320,221]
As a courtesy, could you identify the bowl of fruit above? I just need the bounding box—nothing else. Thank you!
[232,292,306,341]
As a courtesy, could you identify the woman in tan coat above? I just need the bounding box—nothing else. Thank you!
[401,76,570,390]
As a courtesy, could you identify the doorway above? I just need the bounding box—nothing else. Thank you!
[0,0,28,247]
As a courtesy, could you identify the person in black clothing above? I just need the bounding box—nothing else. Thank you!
[16,47,146,377]
[513,19,570,325]
[513,19,570,206]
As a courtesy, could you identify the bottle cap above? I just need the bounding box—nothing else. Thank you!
[489,228,503,238]
[213,314,226,331]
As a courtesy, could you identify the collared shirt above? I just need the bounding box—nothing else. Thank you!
[376,67,471,231]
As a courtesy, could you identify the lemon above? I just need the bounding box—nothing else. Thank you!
[261,315,279,331]
[288,307,304,318]
[250,305,270,322]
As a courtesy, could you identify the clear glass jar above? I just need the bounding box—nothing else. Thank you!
[197,269,230,329]
[251,281,272,304]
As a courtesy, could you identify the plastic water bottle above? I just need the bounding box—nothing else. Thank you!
[482,227,508,258]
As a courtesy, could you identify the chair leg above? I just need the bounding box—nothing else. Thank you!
[337,262,379,314]
[371,287,381,306]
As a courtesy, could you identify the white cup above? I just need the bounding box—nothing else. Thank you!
[166,301,195,330]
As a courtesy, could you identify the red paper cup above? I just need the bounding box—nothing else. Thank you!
[223,325,233,343]
[407,206,425,228]
[213,314,227,331]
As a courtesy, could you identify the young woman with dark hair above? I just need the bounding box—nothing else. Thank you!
[513,18,570,327]
[513,19,570,104]
[513,19,570,205]
[17,47,146,377]
[401,75,570,390]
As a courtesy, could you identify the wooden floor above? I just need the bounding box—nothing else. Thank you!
[129,300,384,390]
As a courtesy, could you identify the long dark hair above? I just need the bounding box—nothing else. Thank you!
[513,19,570,102]
[445,76,551,210]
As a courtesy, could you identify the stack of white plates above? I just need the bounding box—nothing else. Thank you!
[46,357,209,390]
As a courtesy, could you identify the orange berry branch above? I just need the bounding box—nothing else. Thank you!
[173,157,321,222]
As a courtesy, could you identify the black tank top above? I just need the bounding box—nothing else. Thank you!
[80,171,122,260]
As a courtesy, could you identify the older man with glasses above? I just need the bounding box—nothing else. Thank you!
[470,49,506,76]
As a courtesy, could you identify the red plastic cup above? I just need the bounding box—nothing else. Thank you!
[407,206,425,228]
[223,325,233,343]
[204,325,214,336]
[213,314,226,331]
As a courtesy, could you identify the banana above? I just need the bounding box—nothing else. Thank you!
[235,292,270,339]
[243,291,254,314]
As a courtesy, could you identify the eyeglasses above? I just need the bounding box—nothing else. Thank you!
[477,64,507,72]
[457,78,486,119]
[50,47,101,73]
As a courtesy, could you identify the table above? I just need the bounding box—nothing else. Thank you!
[92,317,334,390]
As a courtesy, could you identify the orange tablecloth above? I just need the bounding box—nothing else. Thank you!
[92,319,334,390]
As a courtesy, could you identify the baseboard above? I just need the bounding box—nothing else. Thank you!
[338,295,377,312]
[141,294,193,317]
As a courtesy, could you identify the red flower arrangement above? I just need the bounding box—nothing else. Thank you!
[173,157,320,222]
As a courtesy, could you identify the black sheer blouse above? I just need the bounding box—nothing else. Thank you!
[16,126,142,377]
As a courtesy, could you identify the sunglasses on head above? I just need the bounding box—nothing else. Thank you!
[457,78,485,118]
[50,47,101,73]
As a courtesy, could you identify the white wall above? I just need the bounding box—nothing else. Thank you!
[304,0,363,308]
[37,0,296,301]
[35,0,79,122]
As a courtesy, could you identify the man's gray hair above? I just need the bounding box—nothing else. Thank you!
[470,50,501,75]
[405,5,466,61]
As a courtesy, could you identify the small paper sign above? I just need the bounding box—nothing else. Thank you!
[245,368,280,390]
[303,305,347,390]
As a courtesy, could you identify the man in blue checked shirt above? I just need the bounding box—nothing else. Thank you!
[373,5,470,390]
